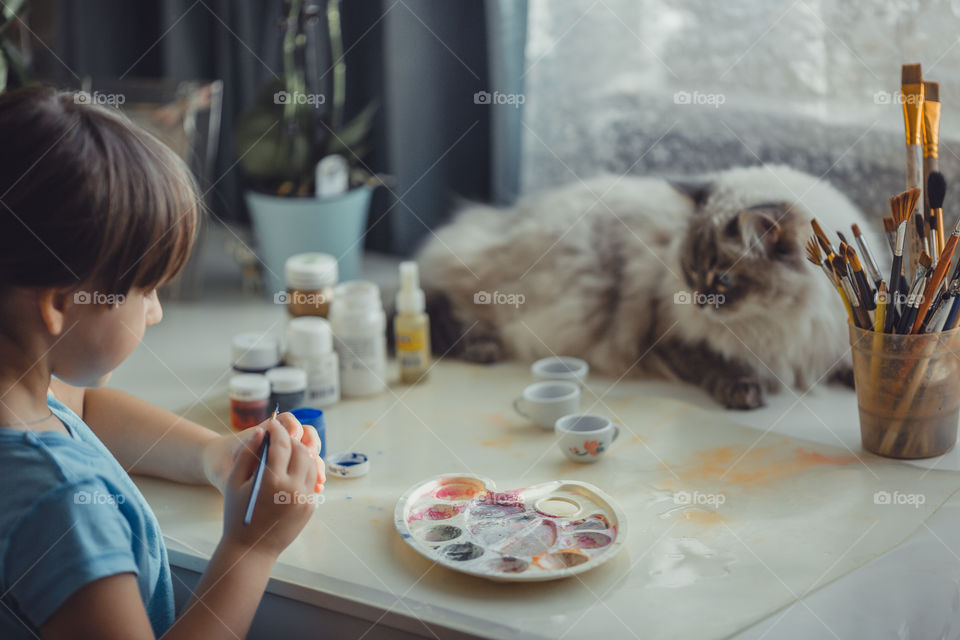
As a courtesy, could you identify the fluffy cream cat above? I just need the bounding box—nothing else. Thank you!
[416,165,872,408]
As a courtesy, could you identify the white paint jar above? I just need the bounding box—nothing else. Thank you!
[329,281,387,396]
[286,316,340,408]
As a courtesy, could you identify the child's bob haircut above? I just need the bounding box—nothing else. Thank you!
[0,86,199,296]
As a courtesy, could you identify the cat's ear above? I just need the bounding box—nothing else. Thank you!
[732,204,799,259]
[667,177,713,207]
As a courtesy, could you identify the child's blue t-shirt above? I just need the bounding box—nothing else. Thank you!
[0,391,175,637]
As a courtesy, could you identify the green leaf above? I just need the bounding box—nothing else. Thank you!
[0,0,27,33]
[326,101,377,153]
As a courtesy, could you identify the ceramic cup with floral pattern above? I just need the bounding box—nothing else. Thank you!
[555,414,619,463]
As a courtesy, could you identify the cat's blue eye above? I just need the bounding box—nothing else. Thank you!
[716,273,734,287]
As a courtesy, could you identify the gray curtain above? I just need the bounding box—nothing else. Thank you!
[46,0,528,254]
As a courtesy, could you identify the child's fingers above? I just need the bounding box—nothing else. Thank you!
[294,424,324,490]
[227,427,265,488]
[276,412,304,441]
[287,440,314,480]
[299,423,319,451]
[266,419,293,476]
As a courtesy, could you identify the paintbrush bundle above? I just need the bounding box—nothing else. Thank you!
[805,63,960,460]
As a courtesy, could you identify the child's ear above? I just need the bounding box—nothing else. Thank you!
[36,288,70,336]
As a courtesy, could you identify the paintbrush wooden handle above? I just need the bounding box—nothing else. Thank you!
[906,145,924,273]
[886,255,903,333]
[913,234,958,332]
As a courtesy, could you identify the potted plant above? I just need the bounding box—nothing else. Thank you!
[236,0,377,291]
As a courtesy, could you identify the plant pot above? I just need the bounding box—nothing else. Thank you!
[245,186,372,294]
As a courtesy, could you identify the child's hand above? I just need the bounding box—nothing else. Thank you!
[203,412,325,494]
[221,419,320,558]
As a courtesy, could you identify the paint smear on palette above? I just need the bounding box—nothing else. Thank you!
[408,503,465,522]
[670,446,860,488]
[533,549,589,570]
[470,513,538,546]
[572,532,612,549]
[569,514,610,531]
[501,521,557,556]
[478,489,525,507]
[435,480,486,501]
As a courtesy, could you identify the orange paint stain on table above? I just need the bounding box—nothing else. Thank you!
[678,445,859,488]
[681,510,727,526]
[481,438,514,449]
[487,412,512,428]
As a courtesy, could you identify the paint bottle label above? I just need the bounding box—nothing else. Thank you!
[334,334,387,396]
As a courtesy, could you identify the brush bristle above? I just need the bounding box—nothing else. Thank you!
[845,244,863,271]
[833,252,848,271]
[837,231,849,245]
[883,217,896,233]
[915,214,927,238]
[805,238,821,265]
[902,63,923,85]
[929,171,946,209]
[811,219,833,255]
[852,223,862,237]
[925,81,939,102]
[890,188,921,226]
[919,251,932,269]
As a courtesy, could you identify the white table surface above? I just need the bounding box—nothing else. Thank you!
[109,293,960,639]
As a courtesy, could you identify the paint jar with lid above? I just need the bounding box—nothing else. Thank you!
[329,280,387,396]
[286,317,340,408]
[285,253,338,318]
[266,366,308,412]
[229,374,271,431]
[231,332,281,374]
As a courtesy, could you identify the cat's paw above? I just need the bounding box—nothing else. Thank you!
[713,377,766,410]
[461,337,504,364]
[829,365,855,389]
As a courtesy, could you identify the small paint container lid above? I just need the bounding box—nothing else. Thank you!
[266,366,308,393]
[326,452,369,478]
[232,333,281,372]
[286,253,338,290]
[286,317,333,357]
[229,374,270,401]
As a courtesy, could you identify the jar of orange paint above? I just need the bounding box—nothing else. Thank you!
[229,374,270,431]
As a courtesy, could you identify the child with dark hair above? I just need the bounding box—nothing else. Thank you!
[0,87,325,639]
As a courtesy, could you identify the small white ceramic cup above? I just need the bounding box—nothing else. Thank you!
[513,381,581,430]
[531,356,589,385]
[555,414,620,463]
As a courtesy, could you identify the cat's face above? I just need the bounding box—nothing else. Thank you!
[678,200,807,316]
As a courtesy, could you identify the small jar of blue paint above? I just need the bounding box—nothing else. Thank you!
[291,407,326,459]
